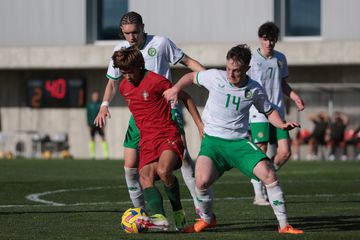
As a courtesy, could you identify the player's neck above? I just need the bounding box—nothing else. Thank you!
[259,48,273,59]
[235,76,248,88]
[137,33,147,49]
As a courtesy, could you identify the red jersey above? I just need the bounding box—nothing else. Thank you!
[119,70,180,144]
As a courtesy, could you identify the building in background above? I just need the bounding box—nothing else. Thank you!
[0,0,359,159]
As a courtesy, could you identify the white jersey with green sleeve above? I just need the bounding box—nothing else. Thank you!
[196,69,273,139]
[248,48,288,122]
[106,34,185,82]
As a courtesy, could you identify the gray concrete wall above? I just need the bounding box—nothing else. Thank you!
[0,0,86,46]
[322,0,360,40]
[130,0,273,43]
[2,41,360,70]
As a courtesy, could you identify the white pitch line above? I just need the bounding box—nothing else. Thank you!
[23,180,360,206]
[25,186,121,206]
[0,191,359,209]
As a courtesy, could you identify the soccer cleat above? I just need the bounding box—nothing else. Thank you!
[278,225,304,234]
[173,209,186,231]
[136,214,169,230]
[253,196,270,206]
[183,215,217,233]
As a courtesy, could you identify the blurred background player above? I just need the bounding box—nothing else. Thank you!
[328,111,349,161]
[96,11,205,226]
[306,112,329,160]
[344,125,360,160]
[291,128,311,161]
[86,90,109,159]
[248,22,305,206]
[96,47,203,230]
[164,44,303,234]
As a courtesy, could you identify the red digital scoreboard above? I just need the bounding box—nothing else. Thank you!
[27,78,85,108]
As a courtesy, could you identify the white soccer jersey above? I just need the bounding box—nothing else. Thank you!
[196,69,273,139]
[248,48,288,122]
[106,34,185,82]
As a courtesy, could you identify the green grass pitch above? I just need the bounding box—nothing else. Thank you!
[0,159,359,240]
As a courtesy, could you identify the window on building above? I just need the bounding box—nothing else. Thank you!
[275,0,321,38]
[97,0,128,40]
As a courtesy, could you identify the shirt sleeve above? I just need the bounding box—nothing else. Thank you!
[106,44,128,81]
[280,54,289,80]
[195,69,218,91]
[164,37,185,65]
[252,83,273,115]
[106,58,121,81]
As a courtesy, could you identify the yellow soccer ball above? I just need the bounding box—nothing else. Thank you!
[121,207,148,233]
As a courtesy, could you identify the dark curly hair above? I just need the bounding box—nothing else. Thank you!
[258,22,279,41]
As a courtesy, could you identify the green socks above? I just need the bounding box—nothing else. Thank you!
[143,187,165,216]
[163,177,182,212]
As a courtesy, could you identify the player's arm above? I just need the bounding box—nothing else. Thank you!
[267,109,300,131]
[180,54,206,72]
[282,80,305,111]
[163,72,197,103]
[94,79,119,128]
[178,90,204,138]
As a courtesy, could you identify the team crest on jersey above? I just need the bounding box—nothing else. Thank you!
[142,90,149,101]
[218,83,225,88]
[148,47,157,57]
[257,132,264,139]
[245,89,252,99]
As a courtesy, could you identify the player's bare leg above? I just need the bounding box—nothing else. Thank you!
[180,134,200,213]
[251,142,270,206]
[274,139,291,169]
[253,160,303,234]
[124,147,145,208]
[157,150,186,230]
[183,156,217,233]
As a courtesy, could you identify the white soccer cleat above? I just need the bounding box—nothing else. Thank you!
[136,214,169,230]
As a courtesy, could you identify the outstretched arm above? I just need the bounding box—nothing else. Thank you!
[163,72,197,103]
[94,79,119,128]
[267,109,300,131]
[180,54,205,72]
[282,80,305,111]
[178,90,204,138]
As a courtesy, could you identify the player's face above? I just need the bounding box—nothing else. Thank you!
[120,68,142,85]
[259,36,277,57]
[226,58,249,87]
[121,23,145,48]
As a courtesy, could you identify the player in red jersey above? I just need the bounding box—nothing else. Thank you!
[96,47,203,230]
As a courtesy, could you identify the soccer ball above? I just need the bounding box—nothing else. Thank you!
[121,207,148,233]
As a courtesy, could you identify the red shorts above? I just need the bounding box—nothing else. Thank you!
[138,133,184,170]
